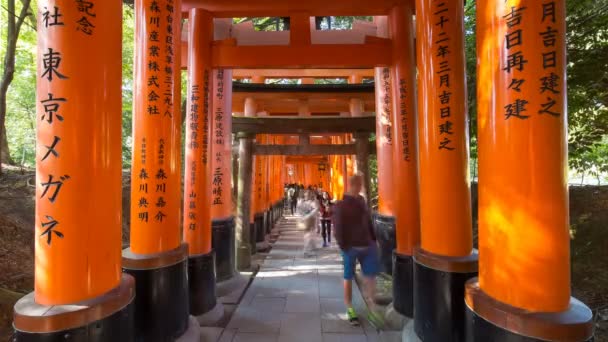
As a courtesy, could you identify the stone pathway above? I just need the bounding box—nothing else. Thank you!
[213,215,385,342]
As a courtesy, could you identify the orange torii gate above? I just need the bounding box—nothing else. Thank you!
[14,0,593,341]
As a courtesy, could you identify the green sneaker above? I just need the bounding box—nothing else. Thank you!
[346,307,360,326]
[366,311,385,330]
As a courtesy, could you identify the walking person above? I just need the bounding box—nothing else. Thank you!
[332,174,384,328]
[319,191,333,247]
[298,190,319,257]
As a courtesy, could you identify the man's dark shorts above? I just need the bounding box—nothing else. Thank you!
[341,243,379,280]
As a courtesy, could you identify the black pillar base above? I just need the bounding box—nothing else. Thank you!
[249,222,257,255]
[255,212,265,243]
[465,279,594,342]
[188,251,217,316]
[393,252,414,318]
[212,217,236,282]
[413,248,478,342]
[122,244,190,342]
[373,213,396,274]
[13,275,135,342]
[264,210,270,235]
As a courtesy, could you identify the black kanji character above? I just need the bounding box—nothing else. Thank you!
[504,99,530,119]
[439,120,454,135]
[148,61,160,71]
[75,0,96,17]
[149,45,160,57]
[149,16,160,27]
[437,60,450,74]
[40,215,63,245]
[156,197,166,208]
[148,90,160,102]
[540,72,559,94]
[156,183,166,192]
[148,105,160,115]
[440,107,451,118]
[435,15,449,29]
[439,90,451,104]
[503,6,527,28]
[76,16,95,35]
[542,1,556,23]
[41,48,68,81]
[504,51,528,73]
[155,211,167,222]
[138,197,149,208]
[539,97,560,116]
[40,174,70,203]
[439,137,455,151]
[42,6,64,27]
[138,212,148,222]
[439,74,450,88]
[41,136,60,162]
[437,45,450,58]
[148,76,160,88]
[150,1,160,12]
[188,212,195,220]
[189,223,196,230]
[508,78,525,92]
[505,29,523,49]
[542,51,556,69]
[139,168,149,180]
[40,93,66,123]
[139,183,148,193]
[539,26,558,47]
[156,169,167,180]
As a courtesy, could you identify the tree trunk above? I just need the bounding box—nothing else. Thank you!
[0,0,32,174]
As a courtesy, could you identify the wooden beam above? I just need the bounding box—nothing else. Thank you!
[254,144,357,156]
[232,69,374,79]
[181,0,409,17]
[232,116,375,134]
[255,142,377,156]
[211,44,391,68]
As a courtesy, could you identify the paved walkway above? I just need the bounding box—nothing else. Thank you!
[216,215,383,342]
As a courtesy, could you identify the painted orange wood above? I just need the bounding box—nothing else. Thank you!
[389,4,420,255]
[183,8,212,255]
[416,0,472,257]
[210,69,233,220]
[130,0,182,255]
[35,0,122,305]
[477,0,570,312]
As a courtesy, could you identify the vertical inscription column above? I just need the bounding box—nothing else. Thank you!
[388,3,420,318]
[465,1,593,341]
[183,8,219,318]
[13,1,135,340]
[210,69,236,282]
[372,67,398,275]
[412,0,478,340]
[122,0,193,340]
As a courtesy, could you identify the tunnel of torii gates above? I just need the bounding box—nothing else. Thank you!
[13,0,593,341]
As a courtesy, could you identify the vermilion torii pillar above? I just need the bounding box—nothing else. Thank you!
[389,2,421,318]
[210,69,236,283]
[466,1,593,340]
[13,1,135,340]
[411,0,478,340]
[122,0,194,340]
[182,8,220,321]
[373,66,397,276]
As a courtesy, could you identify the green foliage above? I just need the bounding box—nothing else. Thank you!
[3,0,37,167]
[565,0,608,180]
